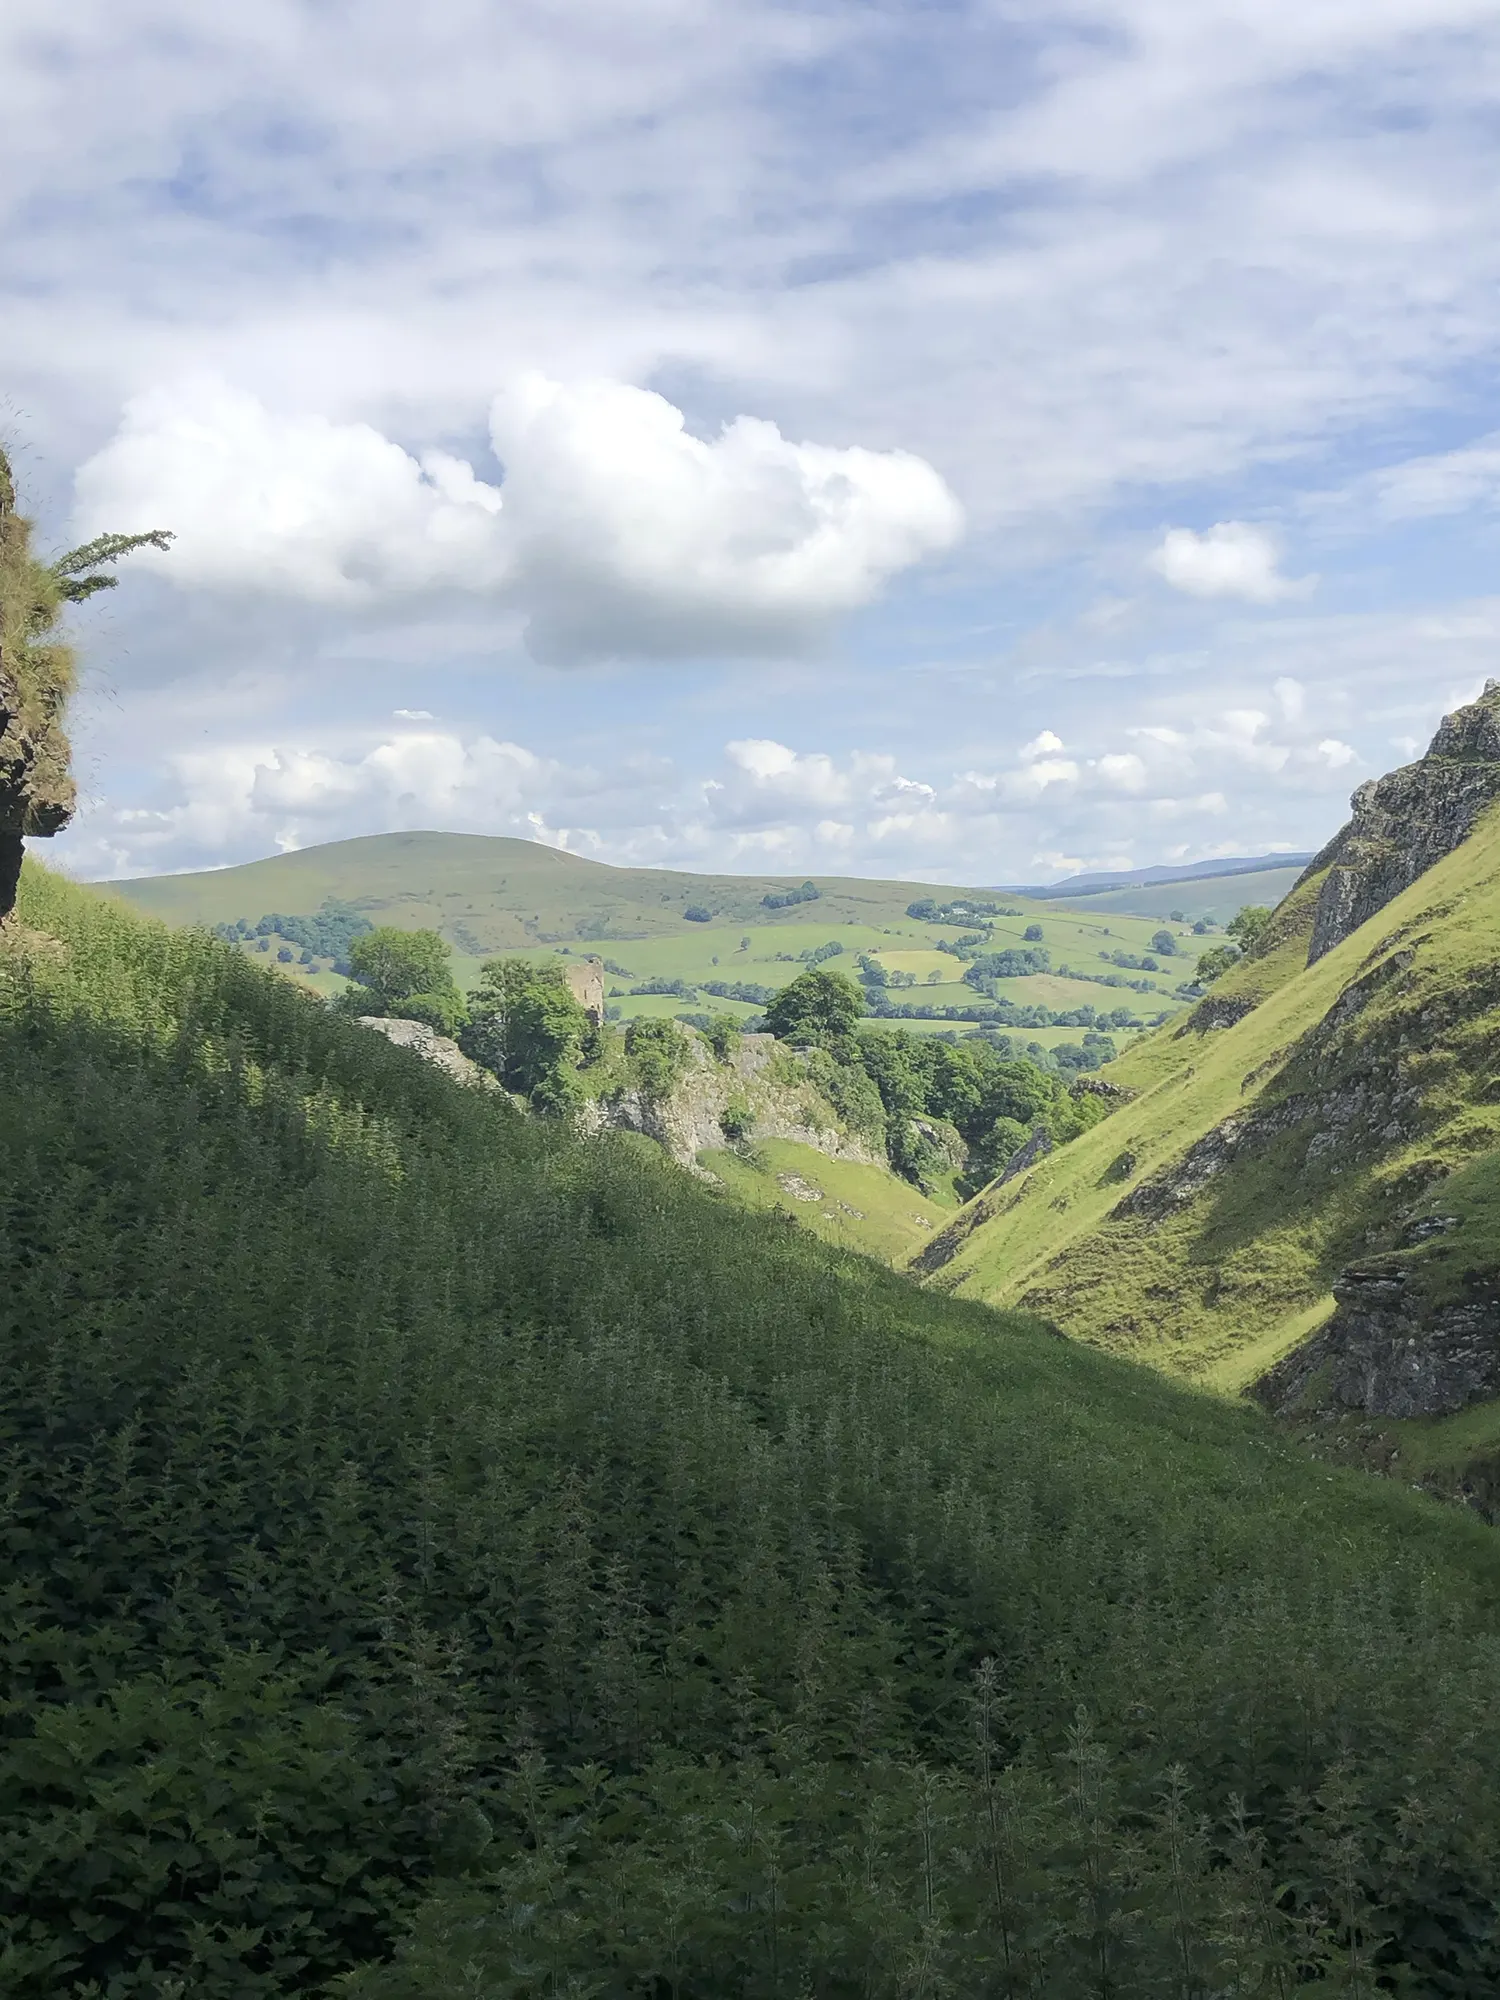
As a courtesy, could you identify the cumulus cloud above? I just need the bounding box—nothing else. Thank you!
[73,380,510,600]
[72,373,964,663]
[1149,522,1312,603]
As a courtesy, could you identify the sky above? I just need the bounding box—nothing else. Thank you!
[5,0,1500,888]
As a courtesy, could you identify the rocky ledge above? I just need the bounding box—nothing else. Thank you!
[1254,1259,1500,1421]
[1300,678,1500,963]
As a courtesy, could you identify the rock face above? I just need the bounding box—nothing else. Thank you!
[1299,679,1500,963]
[1255,1262,1500,1420]
[578,1032,886,1171]
[356,1015,498,1090]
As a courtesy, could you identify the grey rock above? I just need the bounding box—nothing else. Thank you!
[356,1015,498,1090]
[1254,1265,1500,1420]
[1299,682,1500,963]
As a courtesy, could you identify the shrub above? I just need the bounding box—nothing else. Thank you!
[1195,944,1241,984]
[683,905,712,922]
[1024,922,1044,942]
[702,1013,741,1063]
[719,1094,754,1141]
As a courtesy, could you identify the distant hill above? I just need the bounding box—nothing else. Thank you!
[1009,851,1316,896]
[999,852,1316,923]
[99,831,1018,948]
[98,829,1301,944]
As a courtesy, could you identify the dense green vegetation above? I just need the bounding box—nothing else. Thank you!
[8,862,1500,1994]
[213,901,374,973]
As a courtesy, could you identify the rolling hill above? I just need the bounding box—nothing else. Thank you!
[922,679,1500,1507]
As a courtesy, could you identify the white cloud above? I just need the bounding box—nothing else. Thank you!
[71,373,964,662]
[73,380,511,600]
[1149,523,1312,603]
[1317,737,1357,768]
[393,708,434,720]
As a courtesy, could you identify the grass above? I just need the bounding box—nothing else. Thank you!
[928,804,1500,1397]
[702,1137,955,1263]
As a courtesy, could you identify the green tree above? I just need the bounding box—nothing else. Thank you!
[625,1016,691,1100]
[0,449,171,918]
[1024,923,1044,942]
[1226,905,1273,954]
[345,927,465,1032]
[464,958,591,1111]
[763,966,865,1049]
[1150,929,1177,956]
[1194,944,1241,984]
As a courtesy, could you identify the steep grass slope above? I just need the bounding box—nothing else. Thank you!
[12,863,1500,1993]
[925,795,1500,1411]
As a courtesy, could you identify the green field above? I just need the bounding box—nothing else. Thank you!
[101,831,1215,1046]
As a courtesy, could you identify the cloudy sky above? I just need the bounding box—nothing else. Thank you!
[6,0,1500,886]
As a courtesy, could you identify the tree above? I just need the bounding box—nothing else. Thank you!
[1194,944,1241,984]
[0,449,171,919]
[1226,905,1273,955]
[463,957,591,1111]
[625,1016,692,1100]
[1024,923,1044,942]
[763,966,864,1049]
[1150,929,1177,956]
[345,927,465,1032]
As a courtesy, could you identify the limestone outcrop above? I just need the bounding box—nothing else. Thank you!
[1299,679,1500,963]
[1255,1257,1500,1421]
[356,1015,499,1090]
[577,1032,886,1171]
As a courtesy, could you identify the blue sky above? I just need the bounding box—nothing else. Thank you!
[5,0,1500,885]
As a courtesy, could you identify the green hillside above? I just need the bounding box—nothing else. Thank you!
[924,742,1500,1498]
[100,831,1222,1050]
[10,860,1500,1992]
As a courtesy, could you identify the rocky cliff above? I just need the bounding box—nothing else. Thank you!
[1255,1250,1500,1422]
[578,1032,887,1172]
[1299,678,1500,962]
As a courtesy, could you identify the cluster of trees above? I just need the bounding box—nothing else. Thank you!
[761,966,1112,1191]
[905,895,1018,922]
[213,899,374,971]
[761,878,820,909]
[964,945,1051,986]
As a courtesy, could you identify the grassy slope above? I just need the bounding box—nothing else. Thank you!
[702,1136,954,1264]
[13,860,1500,1990]
[98,830,1207,1043]
[931,809,1500,1403]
